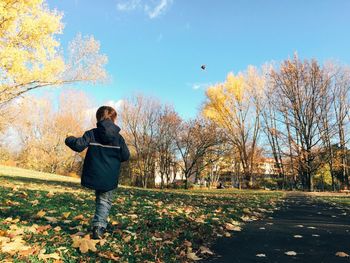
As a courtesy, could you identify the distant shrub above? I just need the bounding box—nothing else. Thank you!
[170,180,194,189]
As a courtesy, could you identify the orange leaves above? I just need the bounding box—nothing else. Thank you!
[62,212,71,219]
[183,240,203,261]
[194,215,206,223]
[46,191,55,198]
[38,251,61,261]
[98,251,120,261]
[36,225,51,233]
[187,250,202,261]
[224,223,241,232]
[199,246,214,256]
[123,235,132,243]
[129,214,138,220]
[1,236,31,255]
[30,199,40,206]
[36,210,46,218]
[44,216,58,224]
[72,235,99,253]
[73,214,84,221]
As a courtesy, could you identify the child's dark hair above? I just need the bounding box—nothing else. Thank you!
[96,106,117,122]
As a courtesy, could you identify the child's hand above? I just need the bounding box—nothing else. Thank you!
[66,133,74,138]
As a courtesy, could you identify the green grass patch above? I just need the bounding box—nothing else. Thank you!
[316,196,350,208]
[0,166,283,262]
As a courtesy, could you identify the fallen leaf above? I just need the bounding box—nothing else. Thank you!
[256,253,266,257]
[30,200,39,206]
[71,231,86,237]
[243,208,251,214]
[73,214,84,221]
[72,235,99,253]
[98,251,120,260]
[184,240,192,247]
[199,246,213,255]
[285,251,297,256]
[38,252,61,260]
[123,235,132,243]
[57,246,68,253]
[17,247,38,257]
[129,214,138,220]
[225,223,241,231]
[224,232,231,237]
[53,226,62,232]
[44,216,58,224]
[46,191,54,198]
[1,236,30,254]
[62,212,71,219]
[152,236,162,242]
[336,252,349,257]
[241,215,253,222]
[187,252,202,261]
[37,225,51,233]
[99,239,107,246]
[36,210,46,218]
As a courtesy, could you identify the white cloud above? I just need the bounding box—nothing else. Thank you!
[116,0,173,19]
[105,99,124,111]
[188,82,212,91]
[116,0,142,11]
[145,0,173,19]
[85,100,124,124]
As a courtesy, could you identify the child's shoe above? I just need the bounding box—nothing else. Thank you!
[92,226,105,239]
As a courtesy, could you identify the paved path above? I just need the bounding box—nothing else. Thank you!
[202,193,350,263]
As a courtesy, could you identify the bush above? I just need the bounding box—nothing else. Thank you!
[170,180,194,189]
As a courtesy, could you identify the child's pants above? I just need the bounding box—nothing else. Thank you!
[92,189,114,228]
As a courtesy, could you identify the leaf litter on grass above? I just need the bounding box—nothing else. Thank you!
[0,175,283,262]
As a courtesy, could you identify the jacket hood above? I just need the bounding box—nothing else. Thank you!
[96,119,121,144]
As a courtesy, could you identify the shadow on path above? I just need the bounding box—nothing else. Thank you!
[202,193,350,263]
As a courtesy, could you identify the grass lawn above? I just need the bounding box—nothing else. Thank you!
[0,165,283,262]
[315,195,350,209]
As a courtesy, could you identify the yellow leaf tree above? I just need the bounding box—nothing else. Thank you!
[0,0,107,105]
[203,67,264,187]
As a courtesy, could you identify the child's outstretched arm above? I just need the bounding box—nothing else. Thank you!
[119,135,130,162]
[65,131,92,152]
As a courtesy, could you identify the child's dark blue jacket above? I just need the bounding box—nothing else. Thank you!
[65,119,130,192]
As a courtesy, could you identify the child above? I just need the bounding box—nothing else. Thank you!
[65,106,130,239]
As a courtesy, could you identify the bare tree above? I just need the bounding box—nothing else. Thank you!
[174,119,222,189]
[270,55,332,191]
[9,90,92,174]
[156,106,181,188]
[329,65,350,189]
[121,95,161,188]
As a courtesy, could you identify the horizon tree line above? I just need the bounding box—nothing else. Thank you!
[1,56,350,191]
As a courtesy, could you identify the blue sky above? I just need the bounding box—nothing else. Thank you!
[45,0,350,119]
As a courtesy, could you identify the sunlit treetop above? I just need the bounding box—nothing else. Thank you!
[0,0,64,87]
